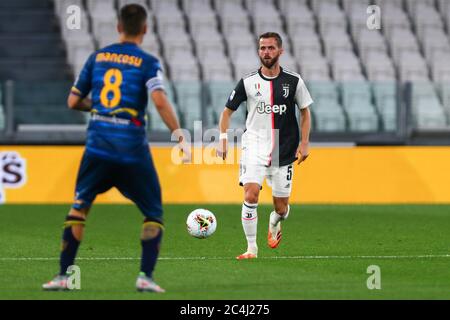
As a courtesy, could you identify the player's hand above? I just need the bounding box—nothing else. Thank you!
[296,142,309,164]
[178,138,192,163]
[216,138,228,160]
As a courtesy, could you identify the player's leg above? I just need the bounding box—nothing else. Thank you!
[268,197,290,248]
[136,218,165,292]
[237,183,260,259]
[237,163,265,259]
[42,207,90,291]
[114,155,165,292]
[267,164,293,249]
[43,152,114,291]
[59,207,89,276]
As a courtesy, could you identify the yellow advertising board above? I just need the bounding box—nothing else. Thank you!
[1,146,450,204]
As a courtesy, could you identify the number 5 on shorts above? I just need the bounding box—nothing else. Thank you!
[286,165,293,181]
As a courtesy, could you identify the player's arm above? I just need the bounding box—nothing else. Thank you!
[295,79,314,165]
[145,61,190,161]
[216,79,247,160]
[151,89,182,135]
[67,93,92,112]
[217,107,234,160]
[151,89,191,162]
[69,53,95,112]
[297,107,311,164]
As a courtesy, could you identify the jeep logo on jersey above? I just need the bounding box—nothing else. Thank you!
[257,102,287,115]
[0,152,27,203]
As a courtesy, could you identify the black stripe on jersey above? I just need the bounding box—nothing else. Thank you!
[270,68,301,167]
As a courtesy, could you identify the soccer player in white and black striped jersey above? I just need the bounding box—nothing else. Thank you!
[217,32,313,259]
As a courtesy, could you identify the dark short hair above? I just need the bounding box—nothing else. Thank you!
[119,4,147,36]
[259,32,283,48]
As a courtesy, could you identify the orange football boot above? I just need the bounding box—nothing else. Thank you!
[267,224,282,249]
[236,251,257,260]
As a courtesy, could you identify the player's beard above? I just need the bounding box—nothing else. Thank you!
[260,53,280,69]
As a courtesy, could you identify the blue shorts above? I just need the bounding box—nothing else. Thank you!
[72,151,163,222]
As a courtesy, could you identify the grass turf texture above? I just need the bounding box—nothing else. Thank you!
[0,204,449,300]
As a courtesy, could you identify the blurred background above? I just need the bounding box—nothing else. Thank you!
[1,2,449,301]
[0,0,449,145]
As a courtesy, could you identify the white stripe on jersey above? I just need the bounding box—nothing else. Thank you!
[241,72,274,166]
[282,68,300,77]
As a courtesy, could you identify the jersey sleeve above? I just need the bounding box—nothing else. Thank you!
[71,53,95,98]
[225,79,247,111]
[295,79,313,109]
[145,60,165,93]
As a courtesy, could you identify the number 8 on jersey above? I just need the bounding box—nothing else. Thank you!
[100,68,123,108]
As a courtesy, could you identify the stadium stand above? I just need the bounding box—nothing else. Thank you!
[0,0,85,126]
[2,0,450,138]
[0,86,4,130]
[0,0,71,81]
[308,82,346,131]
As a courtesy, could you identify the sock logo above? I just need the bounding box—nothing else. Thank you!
[243,208,257,220]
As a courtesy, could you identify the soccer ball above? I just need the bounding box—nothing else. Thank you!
[186,209,217,239]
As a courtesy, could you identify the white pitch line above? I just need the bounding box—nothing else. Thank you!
[0,254,449,261]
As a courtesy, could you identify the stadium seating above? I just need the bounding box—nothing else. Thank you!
[0,0,72,81]
[216,1,249,36]
[43,0,450,132]
[206,81,246,128]
[373,83,398,131]
[0,0,84,127]
[281,1,315,36]
[55,0,95,76]
[411,82,447,129]
[308,82,346,131]
[440,84,450,119]
[0,86,4,130]
[173,82,203,130]
[312,102,347,132]
[13,81,86,125]
[340,82,379,131]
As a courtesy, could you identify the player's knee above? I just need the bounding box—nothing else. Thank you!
[244,186,260,204]
[141,219,164,241]
[63,215,86,241]
[245,191,259,204]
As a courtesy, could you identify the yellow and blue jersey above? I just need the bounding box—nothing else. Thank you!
[71,42,164,162]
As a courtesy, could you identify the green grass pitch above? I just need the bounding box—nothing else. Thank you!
[0,204,449,300]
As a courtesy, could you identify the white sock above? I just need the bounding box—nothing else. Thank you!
[270,205,290,226]
[242,201,258,253]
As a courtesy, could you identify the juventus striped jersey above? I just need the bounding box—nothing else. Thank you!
[226,67,313,167]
